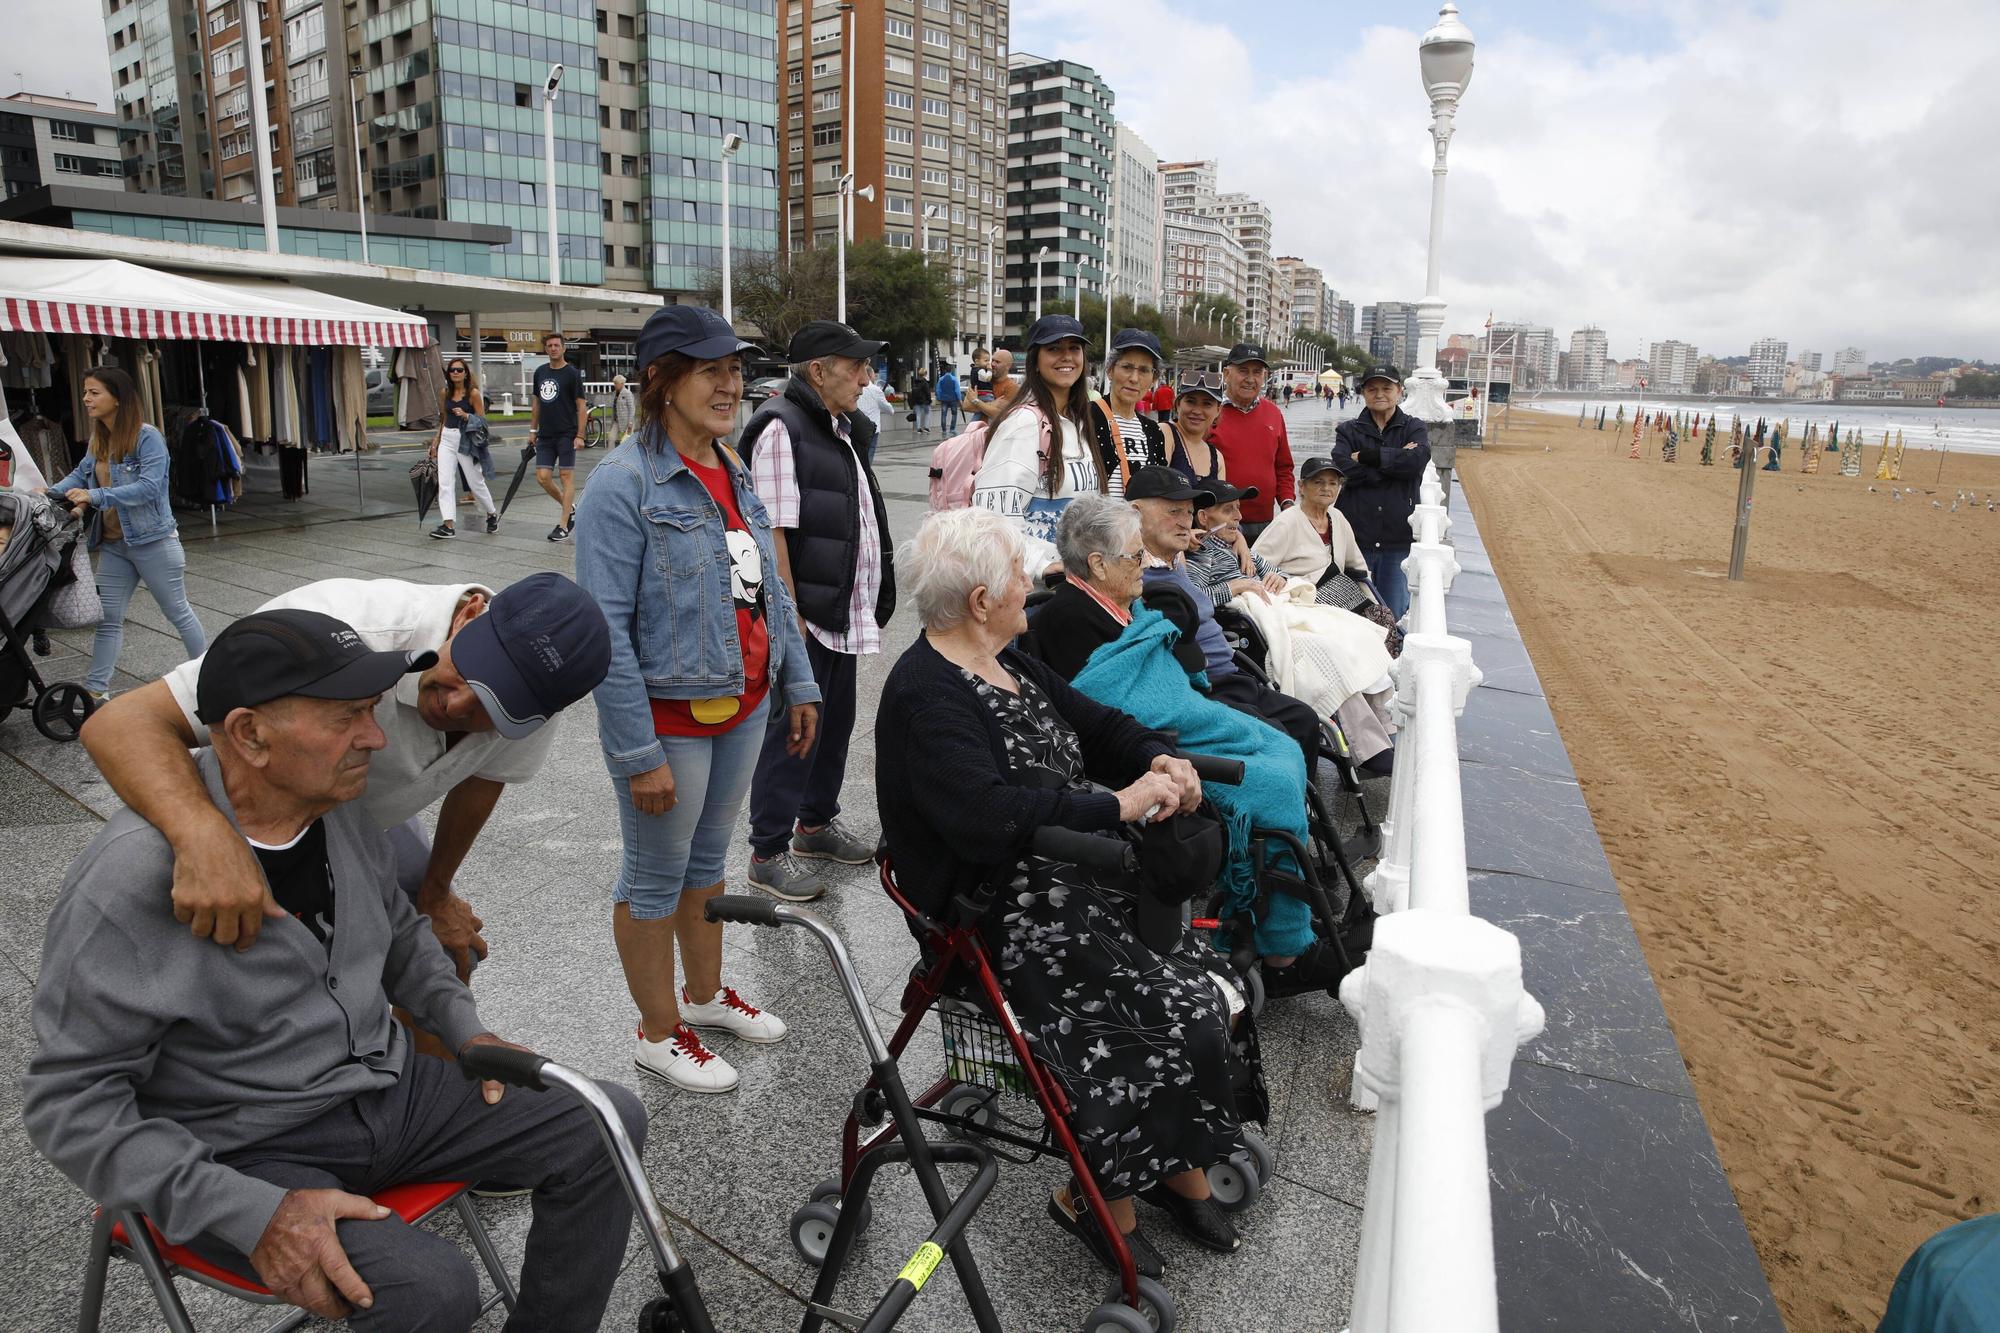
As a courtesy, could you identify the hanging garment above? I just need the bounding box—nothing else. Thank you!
[279,444,309,499]
[306,347,337,451]
[334,346,368,452]
[246,346,273,442]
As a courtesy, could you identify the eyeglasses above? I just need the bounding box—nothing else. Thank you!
[1097,548,1146,567]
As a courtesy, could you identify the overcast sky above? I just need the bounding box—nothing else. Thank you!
[21,2,1998,362]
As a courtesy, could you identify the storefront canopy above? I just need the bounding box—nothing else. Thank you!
[0,257,431,347]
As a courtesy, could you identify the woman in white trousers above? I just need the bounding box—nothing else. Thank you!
[429,356,499,539]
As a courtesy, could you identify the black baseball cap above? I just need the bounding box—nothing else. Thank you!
[1107,327,1163,364]
[1125,465,1215,509]
[1025,314,1089,347]
[635,305,757,370]
[196,609,436,725]
[448,572,612,739]
[1223,343,1270,368]
[1361,365,1402,387]
[1199,478,1260,507]
[787,320,887,362]
[1301,455,1350,479]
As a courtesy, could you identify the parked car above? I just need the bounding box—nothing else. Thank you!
[744,375,788,410]
[365,368,394,417]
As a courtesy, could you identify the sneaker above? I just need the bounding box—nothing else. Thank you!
[547,524,570,542]
[681,986,787,1043]
[566,509,577,531]
[747,850,828,902]
[485,513,500,535]
[428,522,456,540]
[634,1023,738,1093]
[791,817,875,865]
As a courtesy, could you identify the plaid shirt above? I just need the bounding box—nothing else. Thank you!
[1185,534,1269,605]
[749,415,883,655]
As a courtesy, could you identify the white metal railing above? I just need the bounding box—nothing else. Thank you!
[1340,464,1547,1333]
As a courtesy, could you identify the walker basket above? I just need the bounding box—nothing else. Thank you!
[937,997,1031,1100]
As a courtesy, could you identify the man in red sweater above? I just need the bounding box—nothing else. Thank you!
[1207,343,1294,542]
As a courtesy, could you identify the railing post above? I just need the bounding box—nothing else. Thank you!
[1341,912,1548,1333]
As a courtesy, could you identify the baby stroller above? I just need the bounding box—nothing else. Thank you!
[785,757,1270,1333]
[0,489,98,742]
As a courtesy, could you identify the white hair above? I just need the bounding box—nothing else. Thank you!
[1056,493,1140,579]
[900,508,1026,630]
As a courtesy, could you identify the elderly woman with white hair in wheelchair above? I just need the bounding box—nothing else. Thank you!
[876,506,1258,1275]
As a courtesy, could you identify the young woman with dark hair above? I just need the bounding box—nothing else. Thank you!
[427,357,499,539]
[969,315,1103,571]
[48,365,205,701]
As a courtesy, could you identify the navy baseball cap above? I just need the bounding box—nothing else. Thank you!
[788,319,887,362]
[1223,343,1270,368]
[635,305,758,370]
[450,573,612,739]
[196,609,434,725]
[1026,314,1089,347]
[1107,327,1164,364]
[1300,455,1350,479]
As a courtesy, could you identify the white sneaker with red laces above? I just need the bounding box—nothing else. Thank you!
[634,1022,739,1093]
[680,987,788,1044]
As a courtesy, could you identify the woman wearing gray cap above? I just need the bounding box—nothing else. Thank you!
[575,305,824,1095]
[1163,372,1229,489]
[1087,328,1167,498]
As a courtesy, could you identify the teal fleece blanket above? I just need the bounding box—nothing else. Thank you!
[1071,609,1315,956]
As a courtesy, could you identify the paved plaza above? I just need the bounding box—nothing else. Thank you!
[0,401,1380,1331]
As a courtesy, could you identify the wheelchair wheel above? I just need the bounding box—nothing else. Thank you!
[938,1083,999,1135]
[1241,1126,1274,1186]
[789,1200,841,1267]
[1205,1153,1262,1213]
[637,1295,682,1332]
[32,682,96,742]
[809,1176,873,1235]
[1084,1276,1176,1332]
[1244,966,1266,1017]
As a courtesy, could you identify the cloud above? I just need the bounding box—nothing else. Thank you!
[13,10,116,109]
[1013,0,2000,361]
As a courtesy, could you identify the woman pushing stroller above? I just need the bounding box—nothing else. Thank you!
[876,506,1256,1278]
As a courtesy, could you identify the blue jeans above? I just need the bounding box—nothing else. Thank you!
[939,401,962,433]
[1364,547,1412,622]
[913,404,931,430]
[611,695,769,919]
[89,536,206,692]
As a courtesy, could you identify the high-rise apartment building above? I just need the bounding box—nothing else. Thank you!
[1159,158,1215,215]
[1645,339,1698,394]
[1833,346,1867,377]
[1205,192,1277,340]
[1004,53,1112,337]
[1490,320,1555,387]
[1160,211,1245,323]
[1365,302,1421,369]
[1749,336,1788,393]
[1328,297,1354,345]
[780,0,1009,353]
[1110,123,1158,314]
[1797,349,1821,374]
[1567,325,1608,389]
[1,94,128,197]
[1274,256,1325,336]
[106,0,205,195]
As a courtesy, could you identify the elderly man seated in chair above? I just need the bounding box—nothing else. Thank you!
[23,609,645,1333]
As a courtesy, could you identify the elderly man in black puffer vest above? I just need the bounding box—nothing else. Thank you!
[741,320,897,903]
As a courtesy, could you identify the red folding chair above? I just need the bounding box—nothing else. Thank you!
[77,1181,517,1332]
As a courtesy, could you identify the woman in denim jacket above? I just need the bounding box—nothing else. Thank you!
[48,365,206,700]
[574,306,822,1095]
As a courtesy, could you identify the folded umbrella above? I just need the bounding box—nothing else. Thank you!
[500,442,537,514]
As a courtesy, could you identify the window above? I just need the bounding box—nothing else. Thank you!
[886,17,913,38]
[618,62,636,84]
[599,105,611,127]
[210,41,243,79]
[602,198,613,219]
[789,69,802,85]
[885,52,911,74]
[813,89,840,111]
[811,58,833,77]
[886,195,912,215]
[885,161,912,180]
[595,8,607,31]
[922,131,948,150]
[620,109,636,130]
[921,97,949,118]
[924,28,949,48]
[597,57,609,78]
[600,151,611,172]
[952,174,964,192]
[49,121,84,142]
[812,123,842,146]
[885,89,913,109]
[616,13,632,37]
[788,166,803,185]
[620,155,637,176]
[623,246,640,267]
[921,61,947,82]
[885,124,913,144]
[53,153,90,174]
[921,167,946,185]
[811,16,840,42]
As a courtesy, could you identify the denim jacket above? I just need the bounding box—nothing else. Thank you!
[574,425,822,778]
[50,423,178,550]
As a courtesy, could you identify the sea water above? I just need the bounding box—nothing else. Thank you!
[1525,397,2000,457]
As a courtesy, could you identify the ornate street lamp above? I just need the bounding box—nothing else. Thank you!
[1405,3,1475,424]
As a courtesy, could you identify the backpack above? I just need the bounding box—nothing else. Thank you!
[926,407,1052,513]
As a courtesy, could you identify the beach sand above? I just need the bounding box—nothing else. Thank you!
[1457,413,2000,1331]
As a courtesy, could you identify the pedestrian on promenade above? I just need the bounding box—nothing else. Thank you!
[1331,365,1431,620]
[966,347,1015,421]
[741,320,893,903]
[971,315,1100,573]
[855,361,892,457]
[82,571,611,991]
[936,361,964,433]
[612,372,637,446]
[48,365,206,704]
[575,305,822,1092]
[1207,343,1295,544]
[1090,328,1168,497]
[1163,371,1229,487]
[907,366,934,434]
[427,357,499,540]
[531,332,586,541]
[28,608,645,1330]
[1145,378,1175,426]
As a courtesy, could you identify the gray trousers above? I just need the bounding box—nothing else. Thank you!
[189,1052,647,1333]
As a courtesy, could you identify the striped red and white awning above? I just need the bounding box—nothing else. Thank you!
[0,258,430,348]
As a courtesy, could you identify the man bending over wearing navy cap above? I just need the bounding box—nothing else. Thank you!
[25,609,643,1332]
[82,572,610,999]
